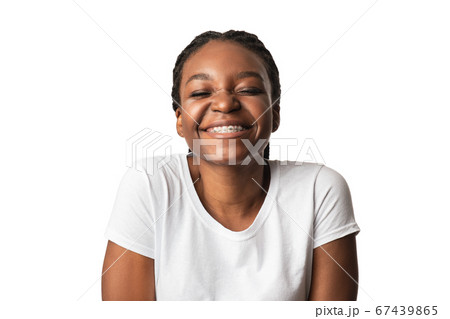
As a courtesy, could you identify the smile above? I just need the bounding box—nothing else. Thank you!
[206,125,248,133]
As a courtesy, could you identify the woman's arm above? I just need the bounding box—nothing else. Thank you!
[308,233,359,301]
[101,240,156,301]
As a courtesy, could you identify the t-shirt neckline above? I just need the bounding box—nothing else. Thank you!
[180,152,280,241]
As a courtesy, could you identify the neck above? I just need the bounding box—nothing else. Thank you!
[187,154,270,224]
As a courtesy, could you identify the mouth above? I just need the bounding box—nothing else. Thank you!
[205,124,251,133]
[201,120,253,132]
[200,122,254,138]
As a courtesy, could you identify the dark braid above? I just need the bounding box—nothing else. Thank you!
[171,30,280,159]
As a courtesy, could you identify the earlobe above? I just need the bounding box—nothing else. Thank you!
[175,108,184,137]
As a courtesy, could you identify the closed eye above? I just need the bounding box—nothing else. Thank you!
[189,88,264,98]
[190,91,210,98]
[238,88,263,95]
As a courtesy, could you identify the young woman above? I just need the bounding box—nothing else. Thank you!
[102,30,360,301]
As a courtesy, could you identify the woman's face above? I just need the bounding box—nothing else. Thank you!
[176,40,279,165]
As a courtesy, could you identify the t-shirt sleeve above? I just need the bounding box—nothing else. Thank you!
[104,167,155,259]
[313,165,360,249]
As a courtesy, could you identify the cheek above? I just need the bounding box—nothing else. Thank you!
[244,95,272,112]
[253,107,273,139]
[260,116,273,138]
[181,99,207,121]
[181,113,200,138]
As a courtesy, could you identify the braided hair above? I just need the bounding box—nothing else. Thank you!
[171,30,281,159]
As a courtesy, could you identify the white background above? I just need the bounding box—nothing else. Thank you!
[1,0,449,317]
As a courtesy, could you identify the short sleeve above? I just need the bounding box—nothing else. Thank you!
[104,167,155,259]
[313,165,360,248]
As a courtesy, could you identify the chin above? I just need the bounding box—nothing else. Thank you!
[199,146,251,166]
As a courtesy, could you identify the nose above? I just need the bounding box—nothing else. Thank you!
[210,89,240,113]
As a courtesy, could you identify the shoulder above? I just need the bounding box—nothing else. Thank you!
[271,160,327,186]
[313,165,354,213]
[119,153,185,194]
[270,160,351,198]
[314,165,350,191]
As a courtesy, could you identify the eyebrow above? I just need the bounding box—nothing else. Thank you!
[184,71,264,87]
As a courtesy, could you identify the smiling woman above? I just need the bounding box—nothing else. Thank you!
[101,30,360,301]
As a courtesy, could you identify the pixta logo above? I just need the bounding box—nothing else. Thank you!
[191,137,325,165]
[126,128,173,175]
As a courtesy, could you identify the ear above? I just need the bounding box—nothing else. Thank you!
[272,102,280,133]
[175,108,184,137]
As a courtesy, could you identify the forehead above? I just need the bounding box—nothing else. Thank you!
[181,40,269,83]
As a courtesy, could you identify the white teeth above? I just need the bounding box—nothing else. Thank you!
[208,125,247,133]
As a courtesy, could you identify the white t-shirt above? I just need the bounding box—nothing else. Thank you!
[104,153,360,300]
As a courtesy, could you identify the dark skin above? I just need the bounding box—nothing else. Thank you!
[308,234,359,300]
[176,40,278,231]
[101,40,358,301]
[102,241,156,301]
